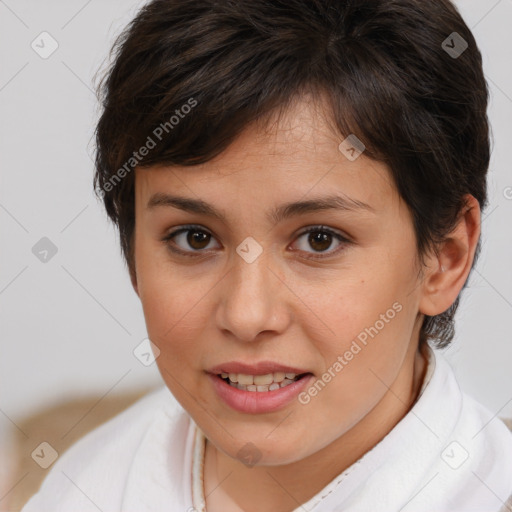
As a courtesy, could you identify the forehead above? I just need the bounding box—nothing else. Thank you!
[135,95,399,217]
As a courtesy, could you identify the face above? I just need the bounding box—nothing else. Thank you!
[132,95,427,466]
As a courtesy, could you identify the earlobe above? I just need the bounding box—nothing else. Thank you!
[418,195,481,317]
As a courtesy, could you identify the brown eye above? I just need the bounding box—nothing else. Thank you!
[162,224,350,260]
[292,226,350,259]
[162,225,219,256]
[307,231,333,252]
[186,230,211,250]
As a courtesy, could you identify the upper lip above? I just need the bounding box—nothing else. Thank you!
[207,361,311,376]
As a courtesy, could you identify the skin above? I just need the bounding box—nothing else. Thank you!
[131,94,481,512]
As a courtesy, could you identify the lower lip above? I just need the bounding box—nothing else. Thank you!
[207,373,314,414]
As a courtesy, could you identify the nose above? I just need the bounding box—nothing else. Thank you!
[215,243,291,343]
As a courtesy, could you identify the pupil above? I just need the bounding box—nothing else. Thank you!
[188,230,209,249]
[309,231,331,252]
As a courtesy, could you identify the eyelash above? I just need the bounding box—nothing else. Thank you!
[161,224,351,260]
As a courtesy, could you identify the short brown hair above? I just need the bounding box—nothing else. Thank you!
[94,0,490,349]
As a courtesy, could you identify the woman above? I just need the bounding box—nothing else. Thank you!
[22,0,512,510]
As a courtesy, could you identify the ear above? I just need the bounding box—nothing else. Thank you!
[418,194,481,316]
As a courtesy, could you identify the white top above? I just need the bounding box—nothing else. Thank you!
[21,343,512,512]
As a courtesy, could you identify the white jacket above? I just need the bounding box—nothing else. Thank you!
[21,344,512,512]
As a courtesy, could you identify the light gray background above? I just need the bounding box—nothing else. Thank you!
[1,0,511,478]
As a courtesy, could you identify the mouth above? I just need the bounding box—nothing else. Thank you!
[216,371,312,392]
[208,368,315,414]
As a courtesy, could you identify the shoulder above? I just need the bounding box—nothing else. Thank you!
[432,349,512,462]
[460,389,512,461]
[51,385,175,464]
[21,385,184,512]
[434,350,512,501]
[456,392,512,508]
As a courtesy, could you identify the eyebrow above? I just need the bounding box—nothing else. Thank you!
[146,192,376,224]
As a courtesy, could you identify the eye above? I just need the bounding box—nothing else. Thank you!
[162,224,220,256]
[161,224,351,259]
[291,225,350,259]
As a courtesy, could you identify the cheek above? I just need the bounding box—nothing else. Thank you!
[140,277,206,346]
[298,312,410,440]
[138,265,209,404]
[136,238,196,329]
[305,265,406,351]
[302,271,413,408]
[135,270,198,372]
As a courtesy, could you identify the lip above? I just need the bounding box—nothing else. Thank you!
[207,372,314,414]
[207,360,310,376]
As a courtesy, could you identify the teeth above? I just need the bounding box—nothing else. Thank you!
[221,371,304,392]
[273,372,285,383]
[254,374,273,385]
[237,374,253,385]
[227,372,297,384]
